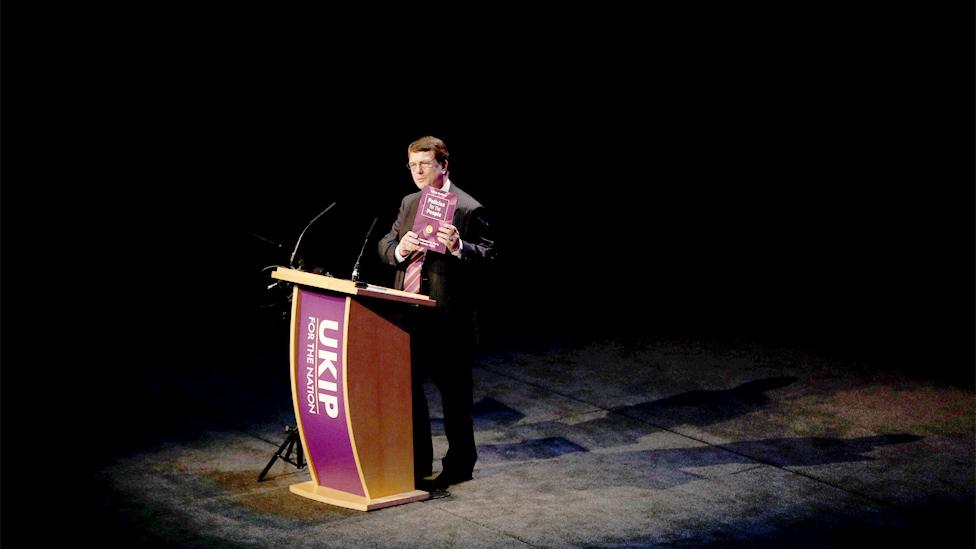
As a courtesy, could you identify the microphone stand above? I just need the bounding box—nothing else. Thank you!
[259,201,337,481]
[289,202,337,270]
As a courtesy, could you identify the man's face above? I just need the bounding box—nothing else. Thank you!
[407,150,446,190]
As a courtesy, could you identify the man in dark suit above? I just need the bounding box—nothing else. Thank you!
[378,136,495,491]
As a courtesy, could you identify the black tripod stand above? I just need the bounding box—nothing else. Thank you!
[258,426,306,481]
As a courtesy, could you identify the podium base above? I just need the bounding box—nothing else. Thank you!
[289,481,429,511]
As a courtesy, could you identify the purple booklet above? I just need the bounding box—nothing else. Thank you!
[411,186,458,254]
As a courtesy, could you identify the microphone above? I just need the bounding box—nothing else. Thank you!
[251,232,284,249]
[289,202,337,270]
[351,217,378,288]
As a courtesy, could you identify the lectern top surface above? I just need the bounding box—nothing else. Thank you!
[271,267,435,307]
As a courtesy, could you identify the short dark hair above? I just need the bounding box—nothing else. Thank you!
[407,136,449,166]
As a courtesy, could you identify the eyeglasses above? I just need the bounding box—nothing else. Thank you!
[406,160,437,172]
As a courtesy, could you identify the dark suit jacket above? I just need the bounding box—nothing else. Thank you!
[378,184,495,324]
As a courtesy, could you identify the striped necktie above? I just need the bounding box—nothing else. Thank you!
[403,251,425,293]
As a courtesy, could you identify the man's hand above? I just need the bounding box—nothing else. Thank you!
[436,223,461,254]
[399,230,425,256]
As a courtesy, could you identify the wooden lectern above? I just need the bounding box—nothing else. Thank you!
[270,267,435,511]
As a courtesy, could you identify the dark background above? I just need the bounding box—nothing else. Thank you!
[1,6,972,534]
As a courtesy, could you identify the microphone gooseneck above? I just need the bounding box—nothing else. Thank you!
[289,202,337,269]
[351,217,379,287]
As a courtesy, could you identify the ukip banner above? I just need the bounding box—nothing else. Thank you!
[292,288,365,496]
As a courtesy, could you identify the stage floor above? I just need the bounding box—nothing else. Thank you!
[82,335,974,547]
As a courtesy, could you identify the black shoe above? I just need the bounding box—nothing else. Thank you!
[414,477,441,492]
[430,469,473,489]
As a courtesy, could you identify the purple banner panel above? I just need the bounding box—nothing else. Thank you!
[295,289,364,496]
